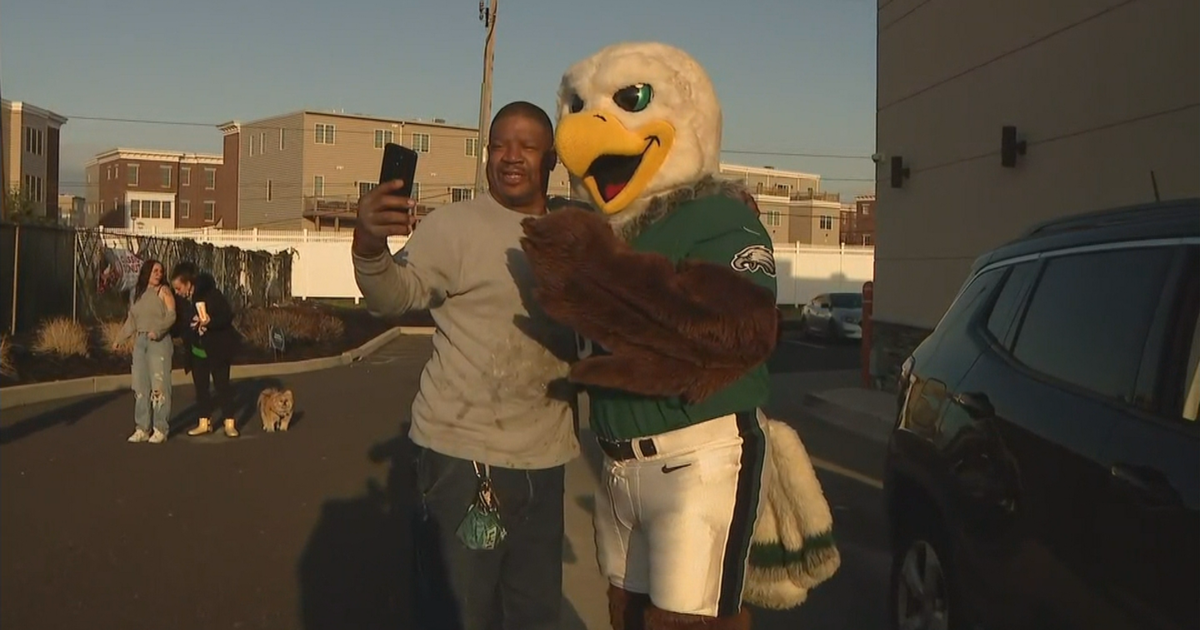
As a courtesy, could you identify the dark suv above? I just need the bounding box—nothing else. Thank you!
[883,199,1200,630]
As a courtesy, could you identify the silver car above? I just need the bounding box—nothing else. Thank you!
[798,292,863,340]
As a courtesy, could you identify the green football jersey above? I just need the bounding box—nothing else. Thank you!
[584,194,778,441]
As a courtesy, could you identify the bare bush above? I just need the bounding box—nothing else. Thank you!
[97,320,133,356]
[0,335,15,377]
[236,307,346,349]
[33,318,89,358]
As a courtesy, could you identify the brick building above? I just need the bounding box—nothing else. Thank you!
[84,148,231,230]
[840,194,876,246]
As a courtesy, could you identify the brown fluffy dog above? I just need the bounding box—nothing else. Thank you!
[258,387,295,432]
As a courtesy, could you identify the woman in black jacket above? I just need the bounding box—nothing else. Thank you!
[170,261,242,438]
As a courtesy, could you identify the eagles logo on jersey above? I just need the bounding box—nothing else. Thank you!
[731,244,777,277]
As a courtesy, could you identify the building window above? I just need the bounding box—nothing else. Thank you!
[411,182,421,201]
[162,201,172,219]
[279,128,286,150]
[22,175,44,202]
[819,215,834,230]
[760,211,781,227]
[315,123,336,145]
[412,133,431,153]
[267,180,273,201]
[204,201,216,221]
[249,135,255,157]
[374,129,394,148]
[130,200,140,219]
[181,167,191,186]
[358,181,376,198]
[23,127,43,156]
[261,132,267,153]
[204,168,216,190]
[128,164,140,186]
[160,165,172,187]
[465,137,479,157]
[451,187,474,203]
[180,200,191,219]
[314,175,325,197]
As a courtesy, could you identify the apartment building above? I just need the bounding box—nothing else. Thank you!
[872,0,1199,386]
[1,99,68,220]
[222,109,573,230]
[840,194,875,246]
[57,194,88,227]
[83,148,228,230]
[719,163,840,245]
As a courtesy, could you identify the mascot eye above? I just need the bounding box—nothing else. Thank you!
[569,94,585,113]
[613,84,653,113]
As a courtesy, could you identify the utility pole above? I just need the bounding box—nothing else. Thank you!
[473,0,498,196]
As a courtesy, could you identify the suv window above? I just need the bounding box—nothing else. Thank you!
[1010,246,1174,405]
[986,261,1040,347]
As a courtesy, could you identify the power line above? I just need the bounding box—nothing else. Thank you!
[896,102,1199,177]
[62,114,876,161]
[879,0,1139,110]
[879,0,938,32]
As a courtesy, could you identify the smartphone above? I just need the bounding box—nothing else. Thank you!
[379,143,419,199]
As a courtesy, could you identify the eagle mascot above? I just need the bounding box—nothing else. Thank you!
[520,42,840,630]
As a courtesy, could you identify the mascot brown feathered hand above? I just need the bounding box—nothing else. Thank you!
[520,42,841,630]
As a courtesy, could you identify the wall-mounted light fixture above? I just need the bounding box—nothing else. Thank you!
[890,155,910,189]
[1001,125,1027,168]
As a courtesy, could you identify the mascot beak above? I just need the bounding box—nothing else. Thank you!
[555,110,675,215]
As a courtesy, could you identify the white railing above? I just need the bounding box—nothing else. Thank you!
[101,227,874,304]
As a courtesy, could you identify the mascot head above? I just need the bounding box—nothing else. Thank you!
[554,42,722,223]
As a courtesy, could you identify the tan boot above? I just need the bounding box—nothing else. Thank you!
[223,419,239,438]
[188,418,213,436]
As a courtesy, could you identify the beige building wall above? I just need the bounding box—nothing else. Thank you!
[720,163,821,196]
[873,0,1200,333]
[873,0,1200,383]
[1,99,67,218]
[719,163,841,245]
[233,113,306,228]
[232,109,579,229]
[84,163,100,225]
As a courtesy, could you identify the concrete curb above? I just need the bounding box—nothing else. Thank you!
[0,326,436,411]
[801,389,897,445]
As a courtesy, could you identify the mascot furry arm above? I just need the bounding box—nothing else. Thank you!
[520,205,779,403]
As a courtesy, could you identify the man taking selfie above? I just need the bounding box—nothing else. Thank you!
[352,101,578,630]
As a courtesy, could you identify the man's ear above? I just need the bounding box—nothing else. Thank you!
[544,148,559,174]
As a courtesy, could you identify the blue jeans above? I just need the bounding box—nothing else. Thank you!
[132,333,173,433]
[412,447,565,630]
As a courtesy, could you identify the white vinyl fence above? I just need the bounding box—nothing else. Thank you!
[106,227,874,305]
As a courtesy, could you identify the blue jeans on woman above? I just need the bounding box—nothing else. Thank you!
[132,333,173,437]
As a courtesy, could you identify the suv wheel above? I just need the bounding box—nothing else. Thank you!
[890,529,961,630]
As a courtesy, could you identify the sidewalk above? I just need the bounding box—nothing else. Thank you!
[767,370,897,444]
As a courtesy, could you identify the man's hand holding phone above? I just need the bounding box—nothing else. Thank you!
[354,180,416,257]
[354,142,420,258]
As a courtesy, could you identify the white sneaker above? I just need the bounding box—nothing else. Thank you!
[128,428,150,443]
[148,430,167,444]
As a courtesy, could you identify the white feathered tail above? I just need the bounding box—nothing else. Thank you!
[743,415,841,609]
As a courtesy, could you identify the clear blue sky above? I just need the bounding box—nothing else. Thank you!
[2,0,878,197]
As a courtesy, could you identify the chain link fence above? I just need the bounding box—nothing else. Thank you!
[2,222,293,335]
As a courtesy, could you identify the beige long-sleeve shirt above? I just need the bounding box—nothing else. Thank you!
[352,195,579,470]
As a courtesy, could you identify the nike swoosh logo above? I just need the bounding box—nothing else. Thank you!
[661,463,691,474]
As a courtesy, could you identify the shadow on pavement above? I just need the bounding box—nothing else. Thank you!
[167,375,287,437]
[0,390,125,445]
[296,433,415,629]
[296,430,593,630]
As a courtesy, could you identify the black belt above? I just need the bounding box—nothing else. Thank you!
[597,436,658,461]
[595,411,758,462]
